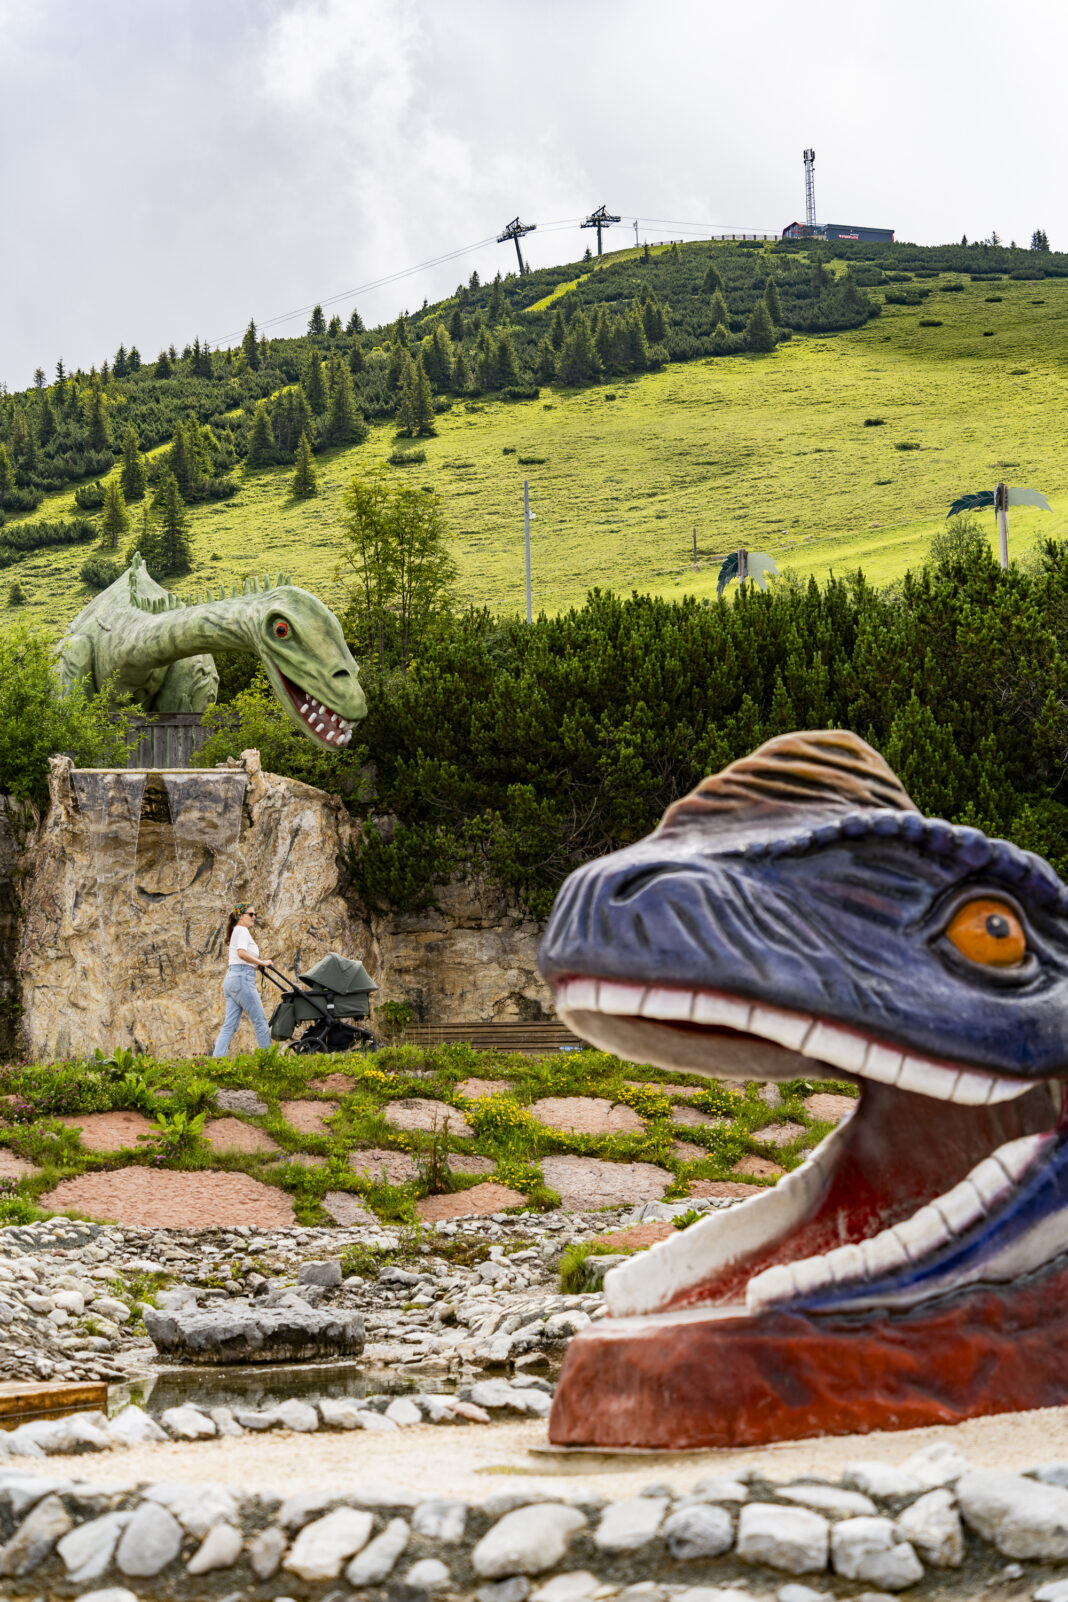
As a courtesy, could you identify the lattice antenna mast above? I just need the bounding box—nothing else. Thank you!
[497,216,536,275]
[581,204,621,256]
[803,148,817,231]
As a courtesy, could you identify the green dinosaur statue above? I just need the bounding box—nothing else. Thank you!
[56,552,366,748]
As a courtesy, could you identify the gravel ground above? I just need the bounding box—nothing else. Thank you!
[19,1405,1068,1501]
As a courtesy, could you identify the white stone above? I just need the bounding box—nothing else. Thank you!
[77,1591,141,1602]
[282,1507,374,1581]
[1035,1581,1068,1602]
[58,1511,131,1584]
[160,1404,216,1441]
[346,1517,410,1584]
[272,1398,319,1432]
[595,1496,669,1552]
[544,1311,591,1339]
[690,1475,748,1503]
[356,1408,400,1432]
[776,1587,828,1602]
[676,1589,762,1602]
[896,1488,964,1567]
[248,1524,287,1579]
[736,1503,828,1574]
[473,1505,588,1578]
[9,1415,111,1454]
[406,1556,452,1590]
[319,1396,369,1429]
[186,1521,243,1574]
[831,1517,924,1590]
[108,1405,166,1447]
[0,1492,73,1576]
[385,1397,423,1427]
[778,1483,876,1516]
[90,1296,130,1322]
[142,1482,240,1538]
[900,1443,972,1488]
[208,1405,243,1437]
[413,1499,468,1543]
[841,1461,923,1499]
[530,1571,602,1601]
[957,1470,1068,1559]
[53,1290,85,1315]
[116,1502,184,1577]
[662,1504,733,1560]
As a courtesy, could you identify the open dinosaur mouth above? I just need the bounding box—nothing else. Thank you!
[554,975,1065,1323]
[279,672,355,746]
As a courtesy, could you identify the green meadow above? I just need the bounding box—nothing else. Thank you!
[5,261,1068,634]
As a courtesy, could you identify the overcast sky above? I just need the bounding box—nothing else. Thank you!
[1,0,1065,390]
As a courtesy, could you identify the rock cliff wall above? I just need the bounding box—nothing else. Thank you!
[10,752,551,1061]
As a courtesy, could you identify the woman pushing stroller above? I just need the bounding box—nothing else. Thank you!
[213,902,272,1057]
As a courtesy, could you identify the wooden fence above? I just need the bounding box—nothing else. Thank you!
[125,714,212,770]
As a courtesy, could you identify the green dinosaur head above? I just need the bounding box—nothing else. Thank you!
[254,585,367,749]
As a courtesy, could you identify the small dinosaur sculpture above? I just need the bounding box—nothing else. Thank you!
[56,553,366,748]
[539,729,1068,1448]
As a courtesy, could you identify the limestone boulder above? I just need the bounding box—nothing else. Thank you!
[144,1297,365,1365]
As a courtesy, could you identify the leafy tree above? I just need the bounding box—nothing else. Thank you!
[324,360,368,445]
[150,468,193,574]
[0,622,133,803]
[308,303,326,336]
[746,299,777,353]
[120,426,146,501]
[7,581,27,606]
[304,350,327,414]
[337,469,457,672]
[99,479,130,550]
[291,431,318,498]
[241,320,260,370]
[763,276,783,325]
[246,401,276,467]
[928,514,989,570]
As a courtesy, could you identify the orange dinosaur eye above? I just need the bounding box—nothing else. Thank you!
[945,898,1027,967]
[273,620,289,639]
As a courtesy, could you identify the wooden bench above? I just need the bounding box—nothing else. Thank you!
[398,1021,585,1057]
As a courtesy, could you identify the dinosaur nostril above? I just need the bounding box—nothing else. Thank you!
[332,668,351,679]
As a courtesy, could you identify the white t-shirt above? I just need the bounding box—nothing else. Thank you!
[228,925,259,968]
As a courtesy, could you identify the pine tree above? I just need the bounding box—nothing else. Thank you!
[475,330,496,390]
[154,349,173,379]
[495,330,521,388]
[0,444,15,507]
[763,276,783,326]
[642,295,667,342]
[85,378,111,451]
[702,262,724,294]
[711,322,730,352]
[114,345,129,378]
[241,320,260,370]
[120,426,146,501]
[395,375,416,436]
[346,307,364,335]
[55,358,66,385]
[710,289,730,330]
[556,309,600,385]
[593,309,614,371]
[549,308,566,351]
[128,346,141,372]
[409,357,435,436]
[451,346,472,392]
[431,323,453,388]
[246,401,276,467]
[150,469,193,574]
[746,299,777,353]
[304,351,327,414]
[489,275,504,323]
[348,341,366,376]
[811,254,828,294]
[535,337,557,384]
[393,315,409,348]
[291,431,318,498]
[308,303,326,335]
[627,307,650,370]
[1031,228,1050,252]
[99,479,131,550]
[324,361,368,445]
[36,390,56,447]
[449,306,465,342]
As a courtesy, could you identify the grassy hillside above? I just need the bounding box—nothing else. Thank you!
[4,249,1068,633]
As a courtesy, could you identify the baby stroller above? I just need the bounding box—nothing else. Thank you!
[263,952,379,1055]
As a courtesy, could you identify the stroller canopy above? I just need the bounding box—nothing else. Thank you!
[299,952,379,1001]
[270,951,379,1040]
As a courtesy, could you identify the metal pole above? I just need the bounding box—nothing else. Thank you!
[524,480,532,623]
[693,527,697,563]
[634,219,639,246]
[996,481,1009,570]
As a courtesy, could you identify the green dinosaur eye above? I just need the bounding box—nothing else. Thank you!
[273,620,290,639]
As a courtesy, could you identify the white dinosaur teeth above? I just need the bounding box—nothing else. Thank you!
[744,1131,1051,1314]
[556,978,1034,1109]
[300,703,309,715]
[316,722,326,734]
[326,731,336,743]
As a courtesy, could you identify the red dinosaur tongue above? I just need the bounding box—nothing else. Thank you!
[667,1079,1057,1310]
[279,672,353,746]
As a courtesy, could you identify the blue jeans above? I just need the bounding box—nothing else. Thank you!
[213,964,272,1056]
